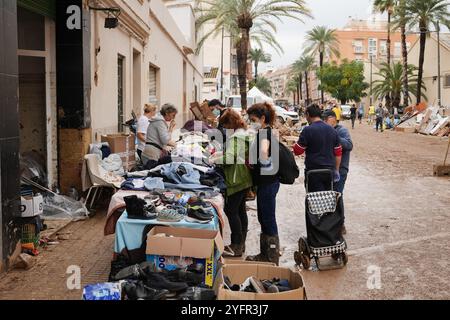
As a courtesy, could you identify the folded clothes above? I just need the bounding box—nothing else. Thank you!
[144,177,165,191]
[121,178,146,191]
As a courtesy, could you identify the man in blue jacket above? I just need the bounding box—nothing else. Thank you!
[323,110,353,234]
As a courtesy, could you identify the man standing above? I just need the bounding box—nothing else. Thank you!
[136,104,156,160]
[368,104,376,125]
[375,103,384,132]
[350,104,357,129]
[293,104,343,192]
[332,104,342,124]
[323,110,353,234]
[358,104,364,124]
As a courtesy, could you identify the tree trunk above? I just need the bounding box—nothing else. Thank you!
[400,2,409,106]
[299,74,303,102]
[320,51,324,104]
[305,71,310,105]
[385,11,392,109]
[254,61,258,81]
[417,24,427,104]
[237,28,250,110]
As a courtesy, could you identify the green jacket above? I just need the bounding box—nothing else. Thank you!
[220,129,253,197]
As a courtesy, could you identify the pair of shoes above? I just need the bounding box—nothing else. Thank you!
[223,243,244,258]
[146,272,189,293]
[185,208,214,224]
[157,208,185,222]
[166,204,187,216]
[124,195,156,220]
[261,279,291,293]
[187,196,212,212]
[122,281,169,300]
[113,263,147,281]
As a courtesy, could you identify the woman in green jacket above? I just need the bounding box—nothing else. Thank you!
[214,109,253,257]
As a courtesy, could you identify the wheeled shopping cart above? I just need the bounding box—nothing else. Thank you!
[294,169,348,270]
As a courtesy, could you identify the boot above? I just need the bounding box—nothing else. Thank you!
[223,243,244,258]
[266,235,280,266]
[245,234,270,263]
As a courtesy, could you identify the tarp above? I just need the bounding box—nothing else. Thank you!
[248,87,274,105]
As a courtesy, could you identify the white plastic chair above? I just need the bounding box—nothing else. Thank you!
[84,154,117,210]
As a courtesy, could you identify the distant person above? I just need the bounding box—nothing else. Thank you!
[358,104,364,124]
[375,103,384,133]
[136,104,157,160]
[368,104,376,125]
[350,104,357,129]
[332,105,342,124]
[323,110,353,234]
[208,99,226,118]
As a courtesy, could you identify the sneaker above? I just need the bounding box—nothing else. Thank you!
[123,281,169,300]
[146,272,188,293]
[157,208,184,222]
[249,277,266,293]
[166,204,187,216]
[187,196,212,211]
[185,208,214,224]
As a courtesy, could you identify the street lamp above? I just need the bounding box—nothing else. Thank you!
[220,28,232,103]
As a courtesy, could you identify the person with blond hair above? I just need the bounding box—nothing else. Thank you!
[136,104,157,160]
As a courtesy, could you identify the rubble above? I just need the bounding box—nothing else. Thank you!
[395,103,449,137]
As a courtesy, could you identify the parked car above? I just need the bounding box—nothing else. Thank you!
[340,105,352,120]
[274,105,299,124]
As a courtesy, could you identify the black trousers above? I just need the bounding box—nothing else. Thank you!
[224,189,249,245]
[376,117,383,132]
[351,116,356,129]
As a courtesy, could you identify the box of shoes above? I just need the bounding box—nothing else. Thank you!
[146,226,224,288]
[217,264,307,300]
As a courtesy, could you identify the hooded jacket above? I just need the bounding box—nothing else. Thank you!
[145,113,171,148]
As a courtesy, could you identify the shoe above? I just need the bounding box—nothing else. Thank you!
[109,255,132,282]
[146,272,189,293]
[266,235,281,266]
[249,277,266,293]
[113,264,147,281]
[123,281,169,300]
[246,234,269,263]
[178,287,216,300]
[185,208,214,224]
[157,208,184,222]
[166,204,187,216]
[187,196,212,212]
[223,243,244,258]
[165,269,204,286]
[124,195,146,219]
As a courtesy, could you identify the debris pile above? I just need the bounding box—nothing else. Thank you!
[395,103,449,137]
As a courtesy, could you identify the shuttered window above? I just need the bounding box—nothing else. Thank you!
[18,0,56,19]
[149,66,158,105]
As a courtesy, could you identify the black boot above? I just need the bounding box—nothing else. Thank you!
[266,235,280,266]
[113,264,147,281]
[246,234,270,263]
[124,195,156,220]
[123,281,169,300]
[146,272,189,293]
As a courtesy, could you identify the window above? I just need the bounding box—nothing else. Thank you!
[368,38,377,57]
[380,40,387,55]
[149,65,158,105]
[353,40,364,53]
[444,74,450,88]
[118,55,125,132]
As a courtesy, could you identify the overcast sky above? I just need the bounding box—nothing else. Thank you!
[258,0,376,71]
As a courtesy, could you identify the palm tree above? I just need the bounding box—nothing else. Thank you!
[304,26,340,103]
[373,0,396,109]
[393,0,411,106]
[403,0,450,104]
[372,62,427,108]
[286,75,302,105]
[249,48,271,81]
[250,76,272,96]
[196,0,311,110]
[293,55,316,105]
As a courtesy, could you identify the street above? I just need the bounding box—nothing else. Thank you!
[0,121,449,300]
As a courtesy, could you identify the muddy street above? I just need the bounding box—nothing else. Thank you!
[0,121,449,300]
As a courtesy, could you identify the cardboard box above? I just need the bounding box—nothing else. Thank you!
[146,226,224,288]
[101,134,136,170]
[222,258,276,266]
[20,195,44,218]
[217,264,307,300]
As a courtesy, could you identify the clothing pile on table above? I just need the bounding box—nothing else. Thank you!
[84,126,227,300]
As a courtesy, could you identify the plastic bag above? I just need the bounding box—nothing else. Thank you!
[20,152,48,188]
[101,154,125,176]
[83,282,122,301]
[43,194,89,221]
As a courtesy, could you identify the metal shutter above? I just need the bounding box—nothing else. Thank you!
[149,66,158,105]
[18,0,56,19]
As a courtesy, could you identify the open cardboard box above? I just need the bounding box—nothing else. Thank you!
[217,264,307,300]
[146,226,224,288]
[222,258,276,266]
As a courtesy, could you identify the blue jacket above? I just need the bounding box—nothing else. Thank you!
[335,125,353,174]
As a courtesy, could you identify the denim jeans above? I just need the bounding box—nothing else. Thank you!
[257,181,280,236]
[335,170,348,222]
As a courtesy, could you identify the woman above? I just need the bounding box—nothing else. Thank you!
[142,103,177,166]
[136,104,157,160]
[358,104,364,124]
[245,103,281,265]
[214,110,253,257]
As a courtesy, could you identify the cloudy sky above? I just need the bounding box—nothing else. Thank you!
[259,0,377,71]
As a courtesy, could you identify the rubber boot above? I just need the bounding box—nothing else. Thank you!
[245,234,270,263]
[266,235,280,266]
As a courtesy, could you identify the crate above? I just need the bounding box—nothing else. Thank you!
[21,224,40,249]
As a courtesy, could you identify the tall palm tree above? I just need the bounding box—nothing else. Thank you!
[293,55,316,105]
[304,26,340,103]
[373,0,396,109]
[249,48,271,81]
[393,0,411,106]
[372,62,427,107]
[286,74,302,104]
[196,0,311,110]
[403,0,450,104]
